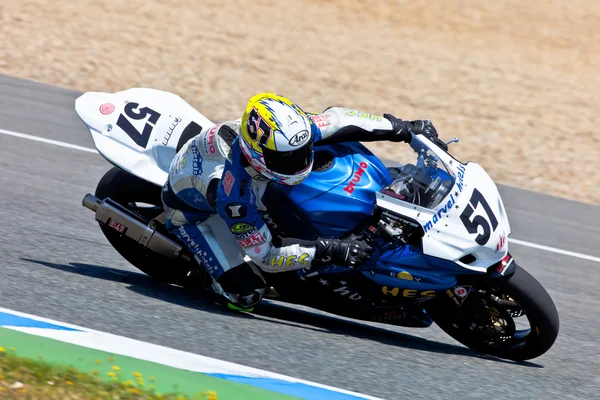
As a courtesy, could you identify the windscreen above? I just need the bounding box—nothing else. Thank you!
[381,135,456,209]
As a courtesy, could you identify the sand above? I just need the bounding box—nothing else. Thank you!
[2,0,599,204]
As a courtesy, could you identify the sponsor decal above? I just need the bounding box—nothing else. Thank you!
[204,125,218,154]
[99,103,115,115]
[445,285,472,305]
[372,311,405,322]
[230,222,254,235]
[253,173,269,181]
[107,218,126,234]
[177,226,222,278]
[225,203,247,219]
[454,286,469,297]
[496,254,513,275]
[318,279,362,300]
[344,162,369,194]
[298,267,318,281]
[190,144,203,176]
[223,171,235,196]
[423,164,466,233]
[175,154,187,172]
[332,281,362,301]
[234,229,257,240]
[177,226,202,256]
[162,117,182,146]
[344,109,382,121]
[176,157,186,172]
[237,230,266,249]
[270,253,310,269]
[496,231,507,252]
[310,114,330,128]
[456,163,466,193]
[423,194,456,233]
[288,130,310,146]
[382,287,436,298]
[397,271,413,281]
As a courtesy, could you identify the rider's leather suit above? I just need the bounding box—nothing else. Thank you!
[162,107,400,306]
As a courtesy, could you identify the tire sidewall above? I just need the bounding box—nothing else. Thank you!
[95,167,192,286]
[428,264,559,361]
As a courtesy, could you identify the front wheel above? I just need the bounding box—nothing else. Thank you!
[426,263,559,361]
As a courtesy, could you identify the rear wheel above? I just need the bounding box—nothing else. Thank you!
[427,264,559,361]
[95,167,194,286]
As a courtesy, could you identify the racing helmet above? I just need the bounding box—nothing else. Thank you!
[240,93,314,186]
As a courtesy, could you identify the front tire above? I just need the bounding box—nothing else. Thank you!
[427,263,559,361]
[95,167,193,286]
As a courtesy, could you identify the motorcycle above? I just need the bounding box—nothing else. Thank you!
[75,88,559,361]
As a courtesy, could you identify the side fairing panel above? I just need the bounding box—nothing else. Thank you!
[376,153,511,272]
[369,245,462,293]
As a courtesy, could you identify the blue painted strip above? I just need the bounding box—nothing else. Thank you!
[208,373,371,400]
[0,312,80,331]
[0,311,371,398]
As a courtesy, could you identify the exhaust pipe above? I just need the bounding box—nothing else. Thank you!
[82,193,185,260]
[82,193,102,212]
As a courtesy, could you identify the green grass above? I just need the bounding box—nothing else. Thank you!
[0,347,218,399]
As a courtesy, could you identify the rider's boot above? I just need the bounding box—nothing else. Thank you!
[171,220,266,311]
[210,264,266,312]
[163,183,266,311]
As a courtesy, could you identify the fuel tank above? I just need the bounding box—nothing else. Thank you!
[265,143,392,239]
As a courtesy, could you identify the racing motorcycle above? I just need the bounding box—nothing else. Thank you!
[75,88,559,361]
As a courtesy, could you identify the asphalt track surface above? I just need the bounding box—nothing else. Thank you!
[1,74,599,399]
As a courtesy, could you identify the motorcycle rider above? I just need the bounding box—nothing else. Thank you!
[162,93,444,310]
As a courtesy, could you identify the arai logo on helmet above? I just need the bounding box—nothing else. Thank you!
[289,130,310,146]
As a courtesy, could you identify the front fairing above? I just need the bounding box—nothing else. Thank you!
[377,135,511,272]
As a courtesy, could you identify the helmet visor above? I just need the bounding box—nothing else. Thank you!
[262,141,314,175]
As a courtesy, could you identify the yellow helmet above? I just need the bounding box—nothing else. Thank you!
[240,93,314,185]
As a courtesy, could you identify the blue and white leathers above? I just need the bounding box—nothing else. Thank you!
[215,140,319,272]
[163,107,398,280]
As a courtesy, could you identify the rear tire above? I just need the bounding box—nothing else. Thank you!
[427,264,559,361]
[95,167,193,286]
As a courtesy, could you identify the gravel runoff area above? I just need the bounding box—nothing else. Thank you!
[3,0,599,204]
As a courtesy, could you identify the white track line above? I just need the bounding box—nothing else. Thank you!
[508,238,600,263]
[2,127,599,264]
[0,128,98,154]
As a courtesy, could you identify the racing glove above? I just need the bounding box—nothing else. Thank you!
[315,238,373,268]
[409,119,448,151]
[384,114,448,151]
[382,114,413,143]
